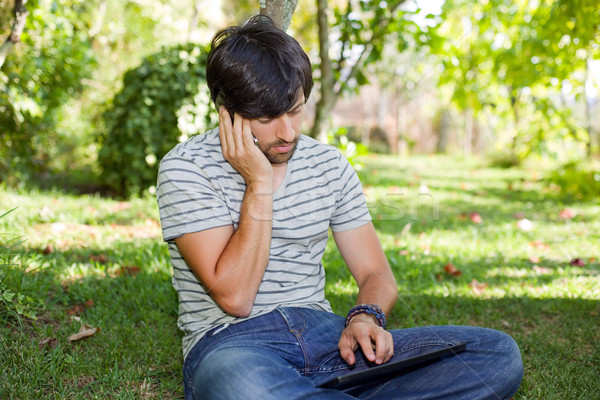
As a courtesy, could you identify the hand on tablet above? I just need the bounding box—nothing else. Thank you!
[338,313,394,366]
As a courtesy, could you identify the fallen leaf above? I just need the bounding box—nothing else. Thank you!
[468,279,489,295]
[469,212,483,224]
[559,208,576,219]
[443,263,462,277]
[39,337,58,349]
[457,213,467,220]
[112,201,131,212]
[68,324,99,342]
[435,273,444,282]
[68,300,94,316]
[117,265,141,276]
[533,266,551,275]
[569,258,585,267]
[68,305,85,316]
[529,240,550,251]
[89,254,108,264]
[42,244,54,255]
[516,218,533,231]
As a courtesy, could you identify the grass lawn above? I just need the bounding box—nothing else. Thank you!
[1,154,599,399]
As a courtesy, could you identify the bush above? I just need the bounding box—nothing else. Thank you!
[546,162,600,201]
[98,43,217,197]
[0,209,40,321]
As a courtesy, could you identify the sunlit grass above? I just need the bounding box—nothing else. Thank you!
[1,154,599,399]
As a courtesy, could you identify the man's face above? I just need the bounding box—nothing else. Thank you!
[249,91,305,165]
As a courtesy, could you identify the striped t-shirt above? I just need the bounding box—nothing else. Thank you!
[156,128,371,359]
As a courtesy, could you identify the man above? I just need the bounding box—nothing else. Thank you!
[157,15,523,400]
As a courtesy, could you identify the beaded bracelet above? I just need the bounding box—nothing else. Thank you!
[345,304,387,330]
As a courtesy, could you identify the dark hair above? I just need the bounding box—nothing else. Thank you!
[206,15,313,119]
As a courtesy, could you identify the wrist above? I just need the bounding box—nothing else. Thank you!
[345,304,387,330]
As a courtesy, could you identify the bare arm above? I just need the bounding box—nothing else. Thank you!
[333,222,398,365]
[175,109,273,318]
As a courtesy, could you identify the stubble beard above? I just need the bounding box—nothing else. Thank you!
[263,137,300,165]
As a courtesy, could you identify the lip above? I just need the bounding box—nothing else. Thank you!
[273,144,293,153]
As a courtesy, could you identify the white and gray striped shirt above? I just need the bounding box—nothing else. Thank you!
[157,128,371,359]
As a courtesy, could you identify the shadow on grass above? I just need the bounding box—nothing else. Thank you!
[325,292,600,399]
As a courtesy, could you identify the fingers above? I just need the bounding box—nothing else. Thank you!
[219,107,254,154]
[340,323,394,366]
[218,107,233,154]
[338,335,358,365]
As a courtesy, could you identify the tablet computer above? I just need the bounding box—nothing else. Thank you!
[317,342,466,390]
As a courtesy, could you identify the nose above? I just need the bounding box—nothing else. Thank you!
[275,115,295,142]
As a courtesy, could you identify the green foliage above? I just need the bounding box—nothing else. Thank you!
[546,162,600,201]
[98,43,217,197]
[429,0,600,160]
[0,209,40,321]
[0,0,96,185]
[329,0,422,95]
[326,127,368,170]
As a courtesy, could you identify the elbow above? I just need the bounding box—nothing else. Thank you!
[214,293,254,318]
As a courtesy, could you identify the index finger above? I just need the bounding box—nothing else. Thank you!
[218,107,233,149]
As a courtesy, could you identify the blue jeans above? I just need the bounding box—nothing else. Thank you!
[183,307,522,400]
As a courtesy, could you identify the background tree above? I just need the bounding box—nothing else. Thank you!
[309,0,422,138]
[0,0,29,68]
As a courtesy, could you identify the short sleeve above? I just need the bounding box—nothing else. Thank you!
[156,152,233,242]
[330,153,372,232]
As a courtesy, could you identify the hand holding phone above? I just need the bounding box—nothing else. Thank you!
[216,92,259,147]
[217,100,272,188]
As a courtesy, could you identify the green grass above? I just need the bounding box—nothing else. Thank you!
[1,154,599,399]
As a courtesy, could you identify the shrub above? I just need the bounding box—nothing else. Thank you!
[98,43,217,197]
[546,162,600,201]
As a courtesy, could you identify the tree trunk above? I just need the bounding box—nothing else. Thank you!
[0,0,29,69]
[464,108,473,156]
[436,109,451,153]
[259,0,298,31]
[584,55,595,158]
[309,0,335,139]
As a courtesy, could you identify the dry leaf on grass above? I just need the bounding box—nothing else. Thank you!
[559,208,576,219]
[39,337,58,349]
[468,279,489,295]
[569,258,585,267]
[443,263,462,277]
[68,324,100,342]
[469,212,483,224]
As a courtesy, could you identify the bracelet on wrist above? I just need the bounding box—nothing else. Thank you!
[345,304,387,330]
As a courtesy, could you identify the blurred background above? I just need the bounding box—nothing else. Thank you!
[1,0,599,198]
